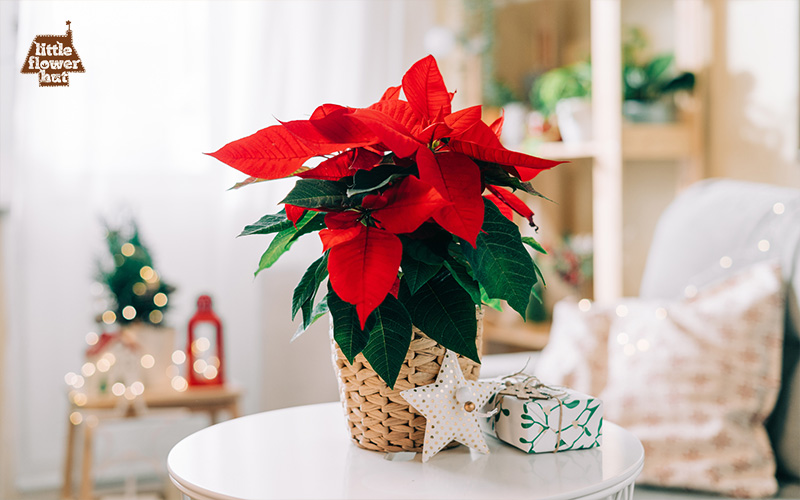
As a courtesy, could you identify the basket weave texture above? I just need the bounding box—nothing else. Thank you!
[330,310,483,453]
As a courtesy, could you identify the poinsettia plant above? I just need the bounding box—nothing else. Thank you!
[209,55,562,388]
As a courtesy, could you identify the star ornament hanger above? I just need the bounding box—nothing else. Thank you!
[401,350,504,462]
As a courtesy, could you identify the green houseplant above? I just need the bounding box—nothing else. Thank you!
[209,55,562,452]
[622,27,695,122]
[529,61,592,143]
[529,28,696,129]
[529,61,592,120]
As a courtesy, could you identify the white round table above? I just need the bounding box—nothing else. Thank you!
[168,402,643,500]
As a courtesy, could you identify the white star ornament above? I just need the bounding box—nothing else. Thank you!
[400,349,504,462]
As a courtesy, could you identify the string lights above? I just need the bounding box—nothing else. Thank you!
[573,194,796,360]
[64,327,195,414]
[65,223,234,418]
[96,221,174,327]
[68,220,180,404]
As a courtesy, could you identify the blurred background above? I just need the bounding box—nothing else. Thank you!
[0,1,798,499]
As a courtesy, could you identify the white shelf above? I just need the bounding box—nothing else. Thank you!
[623,122,694,160]
[529,140,596,161]
[527,121,695,162]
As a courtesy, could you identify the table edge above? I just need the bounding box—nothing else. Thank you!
[168,402,645,500]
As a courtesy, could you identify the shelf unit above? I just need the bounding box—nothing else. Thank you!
[530,121,700,163]
[479,0,706,353]
[553,3,703,303]
[517,0,705,304]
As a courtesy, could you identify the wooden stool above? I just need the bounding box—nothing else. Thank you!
[62,385,242,500]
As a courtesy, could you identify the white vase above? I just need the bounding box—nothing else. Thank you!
[555,97,593,143]
[500,102,528,147]
[622,99,675,123]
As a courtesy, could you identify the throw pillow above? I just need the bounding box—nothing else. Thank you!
[536,261,785,498]
[534,299,611,397]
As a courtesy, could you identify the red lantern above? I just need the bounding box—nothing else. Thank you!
[186,295,225,387]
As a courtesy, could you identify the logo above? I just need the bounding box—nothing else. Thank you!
[20,20,85,87]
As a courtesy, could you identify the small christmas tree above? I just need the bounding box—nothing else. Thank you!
[98,222,175,327]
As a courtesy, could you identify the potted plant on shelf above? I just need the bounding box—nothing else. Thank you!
[209,55,562,452]
[529,60,592,143]
[622,27,695,123]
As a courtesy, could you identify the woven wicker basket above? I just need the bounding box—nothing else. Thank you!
[330,309,483,453]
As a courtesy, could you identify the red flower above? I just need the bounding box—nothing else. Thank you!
[210,55,562,344]
[320,176,449,326]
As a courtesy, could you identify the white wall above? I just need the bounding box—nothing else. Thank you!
[619,0,800,295]
[709,0,800,188]
[1,1,434,494]
[0,1,18,496]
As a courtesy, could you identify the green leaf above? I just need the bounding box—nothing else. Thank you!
[584,427,593,436]
[346,164,412,197]
[479,163,555,202]
[563,399,580,409]
[480,285,503,311]
[660,72,695,94]
[399,235,447,265]
[443,259,481,306]
[529,282,543,305]
[361,294,412,389]
[480,163,530,191]
[399,271,479,363]
[461,199,537,318]
[445,245,482,304]
[532,259,546,287]
[255,211,325,276]
[291,253,328,320]
[521,236,547,255]
[280,179,348,209]
[290,299,329,342]
[401,254,442,296]
[328,285,369,364]
[239,211,293,237]
[646,53,674,82]
[228,176,268,191]
[521,183,555,203]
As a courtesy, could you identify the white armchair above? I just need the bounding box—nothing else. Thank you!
[635,178,799,497]
[482,178,800,498]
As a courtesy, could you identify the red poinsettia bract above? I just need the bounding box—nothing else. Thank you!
[209,55,562,329]
[320,176,449,326]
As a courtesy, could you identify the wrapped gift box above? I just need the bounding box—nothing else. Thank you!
[484,381,603,454]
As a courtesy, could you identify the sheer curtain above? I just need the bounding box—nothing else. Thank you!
[1,0,433,491]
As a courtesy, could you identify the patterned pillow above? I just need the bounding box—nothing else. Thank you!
[535,262,785,498]
[534,299,611,397]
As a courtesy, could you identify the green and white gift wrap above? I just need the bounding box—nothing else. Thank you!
[484,383,603,454]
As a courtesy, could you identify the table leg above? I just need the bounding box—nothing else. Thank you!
[79,422,94,500]
[228,401,240,419]
[62,414,76,499]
